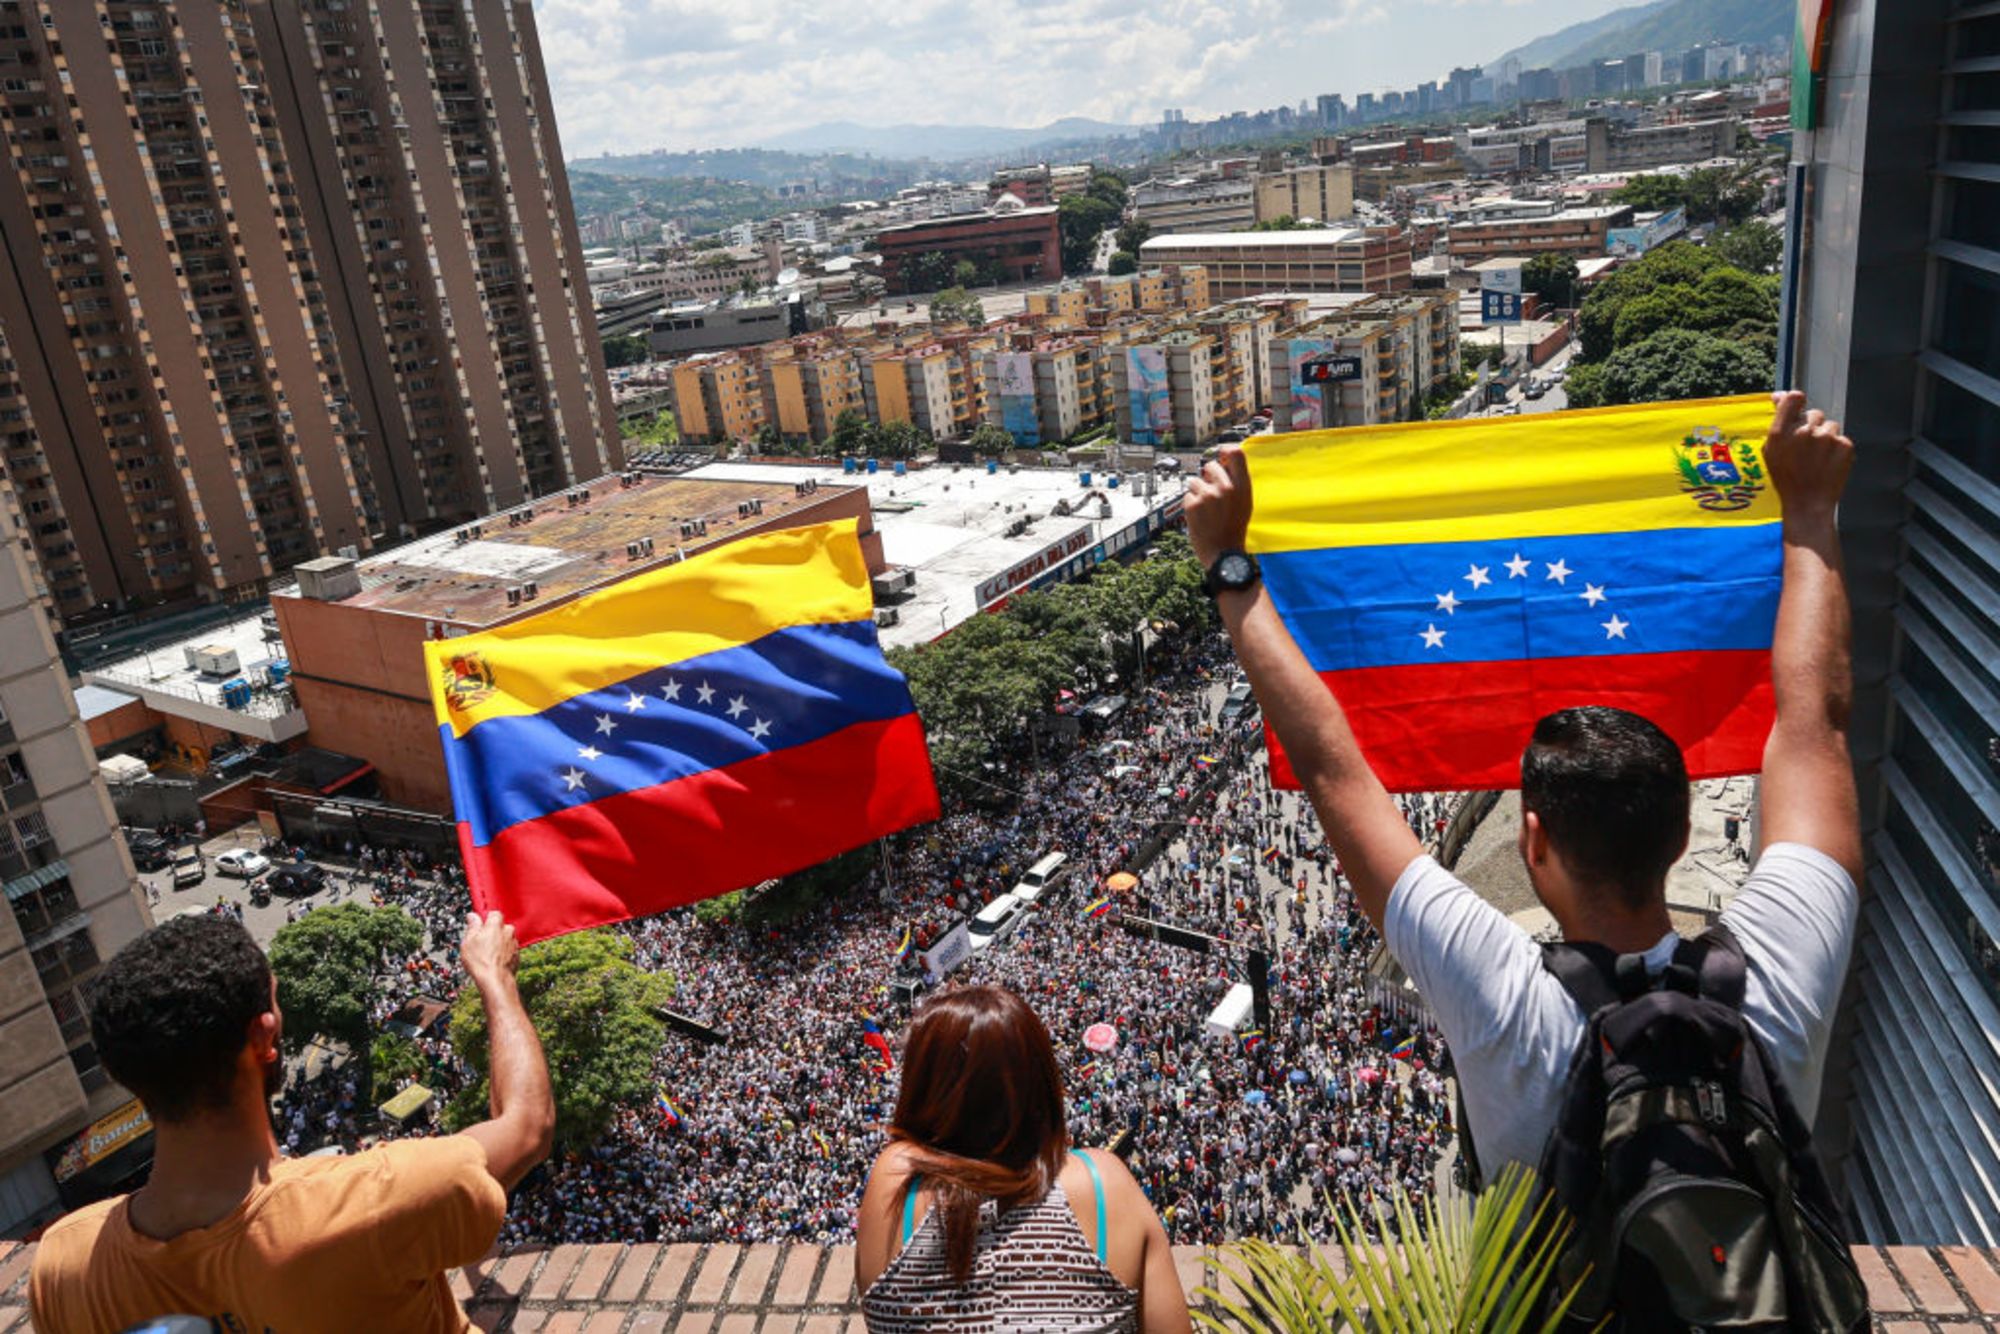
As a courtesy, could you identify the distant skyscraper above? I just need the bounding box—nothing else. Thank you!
[1317,94,1347,129]
[1447,66,1480,108]
[0,0,617,626]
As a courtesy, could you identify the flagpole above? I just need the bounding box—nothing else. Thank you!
[1775,159,1809,392]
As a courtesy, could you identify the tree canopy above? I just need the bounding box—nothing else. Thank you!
[1107,251,1139,276]
[1058,194,1122,275]
[1521,254,1580,308]
[268,903,424,1056]
[928,285,986,328]
[1709,220,1784,275]
[445,929,676,1152]
[1562,239,1778,407]
[1613,166,1765,227]
[602,333,649,368]
[1565,328,1774,408]
[967,422,1015,455]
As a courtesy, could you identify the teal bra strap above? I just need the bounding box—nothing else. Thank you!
[901,1174,921,1246]
[1070,1149,1107,1263]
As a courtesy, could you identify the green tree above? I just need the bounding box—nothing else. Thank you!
[1058,193,1121,275]
[444,930,675,1152]
[829,407,872,455]
[1710,220,1784,274]
[871,419,929,460]
[1107,251,1138,276]
[628,409,677,448]
[1575,241,1725,362]
[950,257,980,289]
[1086,171,1129,210]
[901,249,955,293]
[369,1031,430,1106]
[1113,219,1152,257]
[1591,328,1774,406]
[751,422,783,454]
[967,422,1014,455]
[602,333,649,368]
[1563,361,1608,410]
[928,285,986,328]
[1521,254,1579,309]
[268,903,424,1070]
[1611,173,1688,214]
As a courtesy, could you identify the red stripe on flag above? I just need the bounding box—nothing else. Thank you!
[462,713,939,944]
[1265,649,1773,792]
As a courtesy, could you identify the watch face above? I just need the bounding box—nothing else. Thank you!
[1218,553,1254,587]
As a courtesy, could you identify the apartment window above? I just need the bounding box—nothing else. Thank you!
[31,928,95,989]
[10,873,78,937]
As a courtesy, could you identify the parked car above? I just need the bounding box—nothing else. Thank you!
[123,828,170,871]
[215,849,272,879]
[170,849,205,889]
[263,865,329,898]
[1220,682,1257,725]
[1011,852,1070,905]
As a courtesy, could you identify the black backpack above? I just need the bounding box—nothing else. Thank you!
[1462,925,1871,1332]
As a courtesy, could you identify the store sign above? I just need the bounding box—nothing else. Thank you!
[975,527,1093,608]
[51,1098,152,1183]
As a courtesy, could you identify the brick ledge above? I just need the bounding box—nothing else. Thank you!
[0,1240,1994,1330]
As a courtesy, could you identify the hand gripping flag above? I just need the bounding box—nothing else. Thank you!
[1247,395,1782,792]
[426,520,941,944]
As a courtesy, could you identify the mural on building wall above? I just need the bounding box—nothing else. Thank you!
[1792,0,1838,129]
[996,353,1041,446]
[1126,346,1173,446]
[1286,339,1337,431]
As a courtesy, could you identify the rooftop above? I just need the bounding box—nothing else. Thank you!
[83,610,306,743]
[684,460,1184,648]
[270,474,859,628]
[71,683,139,723]
[874,206,1058,238]
[1142,228,1374,250]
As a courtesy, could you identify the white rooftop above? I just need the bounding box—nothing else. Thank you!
[683,460,1186,648]
[1143,228,1370,250]
[84,612,308,744]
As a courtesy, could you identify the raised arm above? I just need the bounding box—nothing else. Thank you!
[1756,391,1862,882]
[1186,445,1423,930]
[456,911,556,1191]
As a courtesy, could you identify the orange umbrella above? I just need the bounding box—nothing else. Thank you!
[1105,872,1139,893]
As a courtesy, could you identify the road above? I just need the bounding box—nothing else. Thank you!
[1506,339,1580,416]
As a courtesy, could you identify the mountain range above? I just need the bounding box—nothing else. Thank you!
[752,118,1145,161]
[1492,0,1790,73]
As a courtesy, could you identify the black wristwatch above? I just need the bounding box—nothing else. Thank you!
[1204,550,1261,597]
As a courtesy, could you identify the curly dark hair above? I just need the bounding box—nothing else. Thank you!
[86,913,274,1123]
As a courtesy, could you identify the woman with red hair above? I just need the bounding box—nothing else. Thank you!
[856,986,1189,1333]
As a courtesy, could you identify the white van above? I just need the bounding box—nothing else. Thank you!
[1011,852,1070,904]
[968,893,1029,952]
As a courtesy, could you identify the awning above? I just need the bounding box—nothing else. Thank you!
[318,762,374,795]
[4,859,68,903]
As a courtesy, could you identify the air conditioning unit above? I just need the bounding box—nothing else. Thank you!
[505,586,522,606]
[874,607,901,628]
[521,580,537,599]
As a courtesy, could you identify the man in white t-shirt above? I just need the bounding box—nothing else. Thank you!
[1183,392,1862,1182]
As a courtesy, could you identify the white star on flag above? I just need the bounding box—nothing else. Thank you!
[594,713,618,736]
[661,679,682,702]
[1504,554,1532,579]
[1581,584,1608,607]
[577,745,602,762]
[1435,590,1461,615]
[749,717,773,741]
[1465,564,1491,589]
[1420,624,1447,650]
[562,768,586,792]
[1603,614,1630,640]
[1545,559,1573,585]
[726,695,748,719]
[696,681,715,706]
[623,691,647,713]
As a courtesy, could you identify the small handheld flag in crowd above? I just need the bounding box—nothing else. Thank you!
[859,1013,895,1071]
[1261,845,1280,865]
[1240,1028,1265,1054]
[1390,1035,1418,1062]
[1082,895,1113,919]
[812,1129,832,1159]
[655,1088,683,1126]
[892,925,913,965]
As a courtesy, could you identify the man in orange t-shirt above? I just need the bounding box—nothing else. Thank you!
[30,909,553,1333]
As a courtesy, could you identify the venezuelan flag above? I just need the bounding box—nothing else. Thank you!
[1083,895,1113,919]
[656,1089,683,1125]
[426,520,940,944]
[892,925,913,965]
[1390,1036,1418,1062]
[1248,395,1781,792]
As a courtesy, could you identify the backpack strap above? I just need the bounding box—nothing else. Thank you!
[1069,1149,1108,1262]
[1539,940,1626,1016]
[1682,923,1748,1008]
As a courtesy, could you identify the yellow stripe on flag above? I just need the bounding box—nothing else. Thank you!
[424,519,873,738]
[1246,394,1779,554]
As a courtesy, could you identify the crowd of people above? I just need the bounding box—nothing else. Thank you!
[262,626,1460,1248]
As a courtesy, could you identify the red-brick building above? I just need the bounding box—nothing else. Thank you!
[876,206,1062,293]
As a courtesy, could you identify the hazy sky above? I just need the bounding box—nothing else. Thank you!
[530,0,1642,158]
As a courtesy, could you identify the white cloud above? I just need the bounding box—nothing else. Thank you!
[528,0,1633,156]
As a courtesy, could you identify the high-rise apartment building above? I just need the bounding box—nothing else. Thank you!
[1789,0,2000,1243]
[1253,164,1356,227]
[0,507,150,1231]
[0,0,615,626]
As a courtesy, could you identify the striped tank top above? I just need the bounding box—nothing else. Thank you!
[862,1151,1140,1333]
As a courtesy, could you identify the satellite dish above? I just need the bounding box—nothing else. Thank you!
[776,267,801,286]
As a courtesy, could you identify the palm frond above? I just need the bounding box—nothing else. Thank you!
[1196,1162,1594,1332]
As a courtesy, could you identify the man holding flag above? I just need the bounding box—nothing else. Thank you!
[1185,393,1862,1222]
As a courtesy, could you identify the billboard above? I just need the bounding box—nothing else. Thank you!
[1481,290,1523,325]
[1606,206,1688,258]
[1286,339,1338,430]
[996,352,1040,446]
[1125,346,1173,446]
